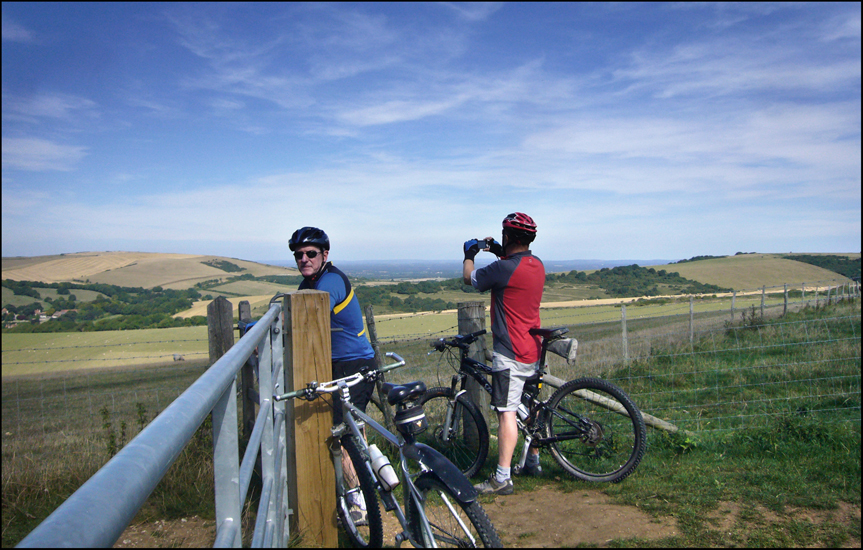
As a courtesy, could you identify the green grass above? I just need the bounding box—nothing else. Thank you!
[2,326,210,376]
[2,299,859,547]
[657,253,855,291]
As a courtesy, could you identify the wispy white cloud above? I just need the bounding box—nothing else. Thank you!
[1,3,859,260]
[1,137,88,171]
[1,15,33,43]
[439,2,504,22]
[3,92,98,123]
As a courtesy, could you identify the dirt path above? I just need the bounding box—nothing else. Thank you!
[113,486,677,548]
[483,485,677,547]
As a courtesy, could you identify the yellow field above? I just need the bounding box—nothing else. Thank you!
[1,251,299,290]
[651,253,856,290]
[1,326,210,377]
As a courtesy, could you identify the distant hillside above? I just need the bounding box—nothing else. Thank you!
[648,253,857,290]
[1,252,299,290]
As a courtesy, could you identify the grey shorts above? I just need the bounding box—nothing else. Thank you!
[490,352,539,412]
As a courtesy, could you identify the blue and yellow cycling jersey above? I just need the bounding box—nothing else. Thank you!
[299,262,375,362]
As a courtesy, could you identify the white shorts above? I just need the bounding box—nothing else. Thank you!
[490,352,539,412]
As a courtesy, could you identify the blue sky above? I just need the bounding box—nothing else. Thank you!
[2,3,860,263]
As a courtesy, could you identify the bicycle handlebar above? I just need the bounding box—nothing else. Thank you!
[273,352,406,402]
[429,329,487,351]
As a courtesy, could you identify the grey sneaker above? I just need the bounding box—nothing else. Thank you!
[474,475,514,495]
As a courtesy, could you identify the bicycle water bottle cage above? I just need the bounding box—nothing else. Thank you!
[382,381,427,406]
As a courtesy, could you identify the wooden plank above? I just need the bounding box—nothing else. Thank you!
[283,290,336,547]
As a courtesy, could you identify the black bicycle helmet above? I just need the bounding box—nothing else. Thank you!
[289,227,330,251]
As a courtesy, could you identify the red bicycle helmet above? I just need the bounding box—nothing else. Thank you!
[502,212,537,233]
[502,212,537,245]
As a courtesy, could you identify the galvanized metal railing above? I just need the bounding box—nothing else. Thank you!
[17,302,290,548]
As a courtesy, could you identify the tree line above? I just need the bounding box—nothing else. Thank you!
[546,264,730,297]
[3,263,732,332]
[784,255,861,280]
[2,280,206,333]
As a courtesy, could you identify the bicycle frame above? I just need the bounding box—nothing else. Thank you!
[443,337,597,471]
[275,355,480,548]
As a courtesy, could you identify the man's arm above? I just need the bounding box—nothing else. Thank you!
[463,239,482,286]
[463,259,474,285]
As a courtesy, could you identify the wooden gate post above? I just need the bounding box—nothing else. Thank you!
[207,296,234,365]
[282,290,337,547]
[458,302,490,425]
[238,301,257,445]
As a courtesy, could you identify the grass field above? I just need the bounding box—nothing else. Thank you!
[4,285,847,378]
[2,326,209,376]
[2,299,858,547]
[2,251,299,290]
[654,253,857,290]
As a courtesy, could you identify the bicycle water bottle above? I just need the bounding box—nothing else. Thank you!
[517,403,530,422]
[368,444,399,491]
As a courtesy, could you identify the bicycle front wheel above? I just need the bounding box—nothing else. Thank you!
[407,474,502,548]
[336,436,383,548]
[418,387,489,478]
[544,377,646,483]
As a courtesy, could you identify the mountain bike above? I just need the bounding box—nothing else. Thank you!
[422,328,647,483]
[274,352,502,548]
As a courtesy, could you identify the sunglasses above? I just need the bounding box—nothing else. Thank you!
[293,250,320,260]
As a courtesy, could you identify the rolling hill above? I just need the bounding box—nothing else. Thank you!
[649,253,859,291]
[1,251,299,290]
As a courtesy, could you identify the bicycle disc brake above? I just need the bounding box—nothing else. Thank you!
[582,420,604,447]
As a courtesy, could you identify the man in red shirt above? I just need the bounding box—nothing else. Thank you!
[462,212,545,495]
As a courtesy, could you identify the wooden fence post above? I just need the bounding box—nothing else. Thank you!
[458,302,491,426]
[689,297,695,345]
[621,305,629,365]
[731,291,736,321]
[208,297,234,364]
[364,305,394,429]
[238,301,257,446]
[282,290,336,547]
[761,286,766,318]
[783,284,788,315]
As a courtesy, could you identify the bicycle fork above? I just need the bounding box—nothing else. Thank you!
[441,389,469,443]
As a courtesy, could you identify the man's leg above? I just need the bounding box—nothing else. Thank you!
[497,410,518,468]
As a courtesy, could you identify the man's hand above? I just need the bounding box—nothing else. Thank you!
[464,239,481,262]
[486,238,504,257]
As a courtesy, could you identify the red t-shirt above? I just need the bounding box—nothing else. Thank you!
[473,251,545,363]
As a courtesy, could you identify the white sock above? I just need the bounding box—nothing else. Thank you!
[495,465,511,483]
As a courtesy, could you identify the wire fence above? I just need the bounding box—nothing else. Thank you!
[372,279,861,436]
[1,279,858,461]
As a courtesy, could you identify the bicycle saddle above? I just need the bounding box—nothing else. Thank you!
[529,326,569,340]
[382,381,427,406]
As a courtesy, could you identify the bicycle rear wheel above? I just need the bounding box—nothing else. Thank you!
[336,436,383,548]
[407,474,502,548]
[417,387,489,478]
[544,377,646,483]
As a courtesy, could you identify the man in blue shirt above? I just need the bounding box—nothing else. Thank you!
[289,226,377,423]
[289,226,376,524]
